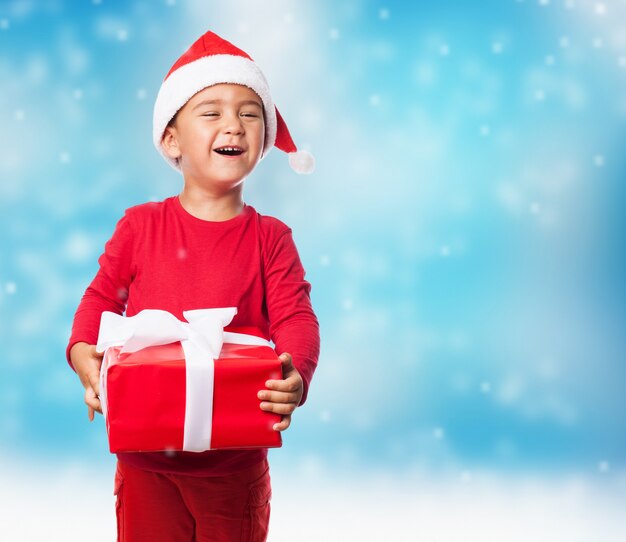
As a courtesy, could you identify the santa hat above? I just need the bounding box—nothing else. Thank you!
[153,30,315,174]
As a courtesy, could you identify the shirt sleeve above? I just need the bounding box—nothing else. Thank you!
[65,211,135,370]
[264,228,320,406]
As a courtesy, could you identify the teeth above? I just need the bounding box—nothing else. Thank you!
[215,146,244,157]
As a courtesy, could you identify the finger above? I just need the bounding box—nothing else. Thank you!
[87,372,101,397]
[264,374,302,392]
[88,405,94,422]
[84,387,102,415]
[87,401,103,415]
[259,401,297,415]
[273,414,291,432]
[85,392,101,411]
[257,389,299,404]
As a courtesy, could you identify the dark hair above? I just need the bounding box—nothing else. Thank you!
[166,113,178,129]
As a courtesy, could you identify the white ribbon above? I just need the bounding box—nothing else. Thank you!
[96,308,271,452]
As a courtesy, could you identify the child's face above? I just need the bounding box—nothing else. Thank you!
[162,83,265,188]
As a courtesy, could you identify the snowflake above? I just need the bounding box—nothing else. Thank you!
[598,460,610,473]
[480,381,491,393]
[379,8,390,20]
[65,231,94,262]
[73,88,83,100]
[593,154,605,167]
[59,152,71,164]
[433,427,445,439]
[492,42,503,54]
[329,28,340,40]
[530,202,541,214]
[319,255,331,266]
[592,37,603,48]
[480,124,490,136]
[369,94,381,107]
[545,54,555,66]
[440,245,451,257]
[594,3,606,15]
[0,18,9,30]
[14,109,25,121]
[5,282,17,295]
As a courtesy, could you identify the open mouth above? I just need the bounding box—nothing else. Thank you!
[214,146,245,156]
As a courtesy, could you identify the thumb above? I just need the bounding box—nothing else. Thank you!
[279,352,294,374]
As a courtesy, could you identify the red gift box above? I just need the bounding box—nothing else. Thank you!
[97,309,283,453]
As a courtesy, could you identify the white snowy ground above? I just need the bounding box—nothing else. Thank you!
[2,458,626,541]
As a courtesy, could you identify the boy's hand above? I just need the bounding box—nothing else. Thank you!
[70,342,104,422]
[258,353,303,432]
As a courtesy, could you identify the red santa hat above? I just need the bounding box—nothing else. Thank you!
[153,30,315,174]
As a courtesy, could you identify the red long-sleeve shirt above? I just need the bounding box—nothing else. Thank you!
[66,195,320,475]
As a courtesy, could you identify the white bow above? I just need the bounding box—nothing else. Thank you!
[96,307,237,356]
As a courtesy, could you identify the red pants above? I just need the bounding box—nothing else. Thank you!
[114,458,271,542]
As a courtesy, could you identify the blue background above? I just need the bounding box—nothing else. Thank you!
[1,0,625,484]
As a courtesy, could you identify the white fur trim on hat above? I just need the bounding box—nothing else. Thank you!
[153,54,277,172]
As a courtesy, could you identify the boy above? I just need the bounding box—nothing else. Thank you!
[66,30,320,542]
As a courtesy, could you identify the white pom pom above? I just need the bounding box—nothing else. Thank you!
[288,150,315,174]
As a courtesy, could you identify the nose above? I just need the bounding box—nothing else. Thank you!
[222,111,244,135]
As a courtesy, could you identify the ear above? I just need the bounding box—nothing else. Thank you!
[161,125,182,160]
